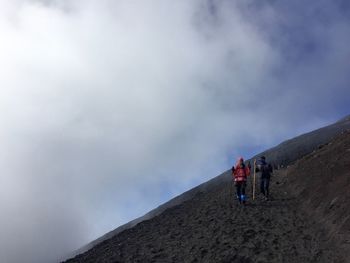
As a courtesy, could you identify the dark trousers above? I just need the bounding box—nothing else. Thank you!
[260,177,270,197]
[235,181,246,202]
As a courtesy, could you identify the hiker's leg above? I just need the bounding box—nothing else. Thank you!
[260,177,265,196]
[241,182,246,203]
[235,183,242,202]
[265,178,270,198]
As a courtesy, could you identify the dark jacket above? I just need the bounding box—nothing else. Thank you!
[256,159,273,179]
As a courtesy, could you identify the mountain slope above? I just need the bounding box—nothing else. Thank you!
[251,115,350,166]
[65,115,350,262]
[282,129,350,261]
[66,130,350,262]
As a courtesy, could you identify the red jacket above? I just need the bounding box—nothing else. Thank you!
[232,164,250,182]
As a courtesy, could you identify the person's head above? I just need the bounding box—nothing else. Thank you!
[237,157,244,166]
[261,156,266,160]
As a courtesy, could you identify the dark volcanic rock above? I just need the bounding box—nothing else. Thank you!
[65,129,350,262]
[68,115,350,259]
[282,130,350,261]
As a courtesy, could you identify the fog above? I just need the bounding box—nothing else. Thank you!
[0,0,349,262]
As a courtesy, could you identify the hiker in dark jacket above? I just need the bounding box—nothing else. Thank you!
[255,156,273,199]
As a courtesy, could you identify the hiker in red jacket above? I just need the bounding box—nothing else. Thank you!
[232,157,251,204]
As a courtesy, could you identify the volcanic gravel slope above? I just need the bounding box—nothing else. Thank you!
[65,131,350,263]
[66,115,350,259]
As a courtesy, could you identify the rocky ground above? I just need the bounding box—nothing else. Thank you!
[65,131,350,263]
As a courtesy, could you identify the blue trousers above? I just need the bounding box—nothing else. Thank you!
[260,177,270,197]
[235,181,246,203]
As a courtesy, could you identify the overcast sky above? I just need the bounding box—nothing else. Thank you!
[0,0,349,262]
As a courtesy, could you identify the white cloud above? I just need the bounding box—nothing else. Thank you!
[0,0,349,262]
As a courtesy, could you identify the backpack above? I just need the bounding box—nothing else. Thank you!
[258,162,272,177]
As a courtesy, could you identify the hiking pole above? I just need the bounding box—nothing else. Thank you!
[230,179,233,208]
[253,159,256,201]
[250,167,253,199]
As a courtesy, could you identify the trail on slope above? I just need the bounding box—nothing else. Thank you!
[66,172,339,263]
[66,131,350,263]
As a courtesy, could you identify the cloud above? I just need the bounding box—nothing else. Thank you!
[0,0,349,262]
